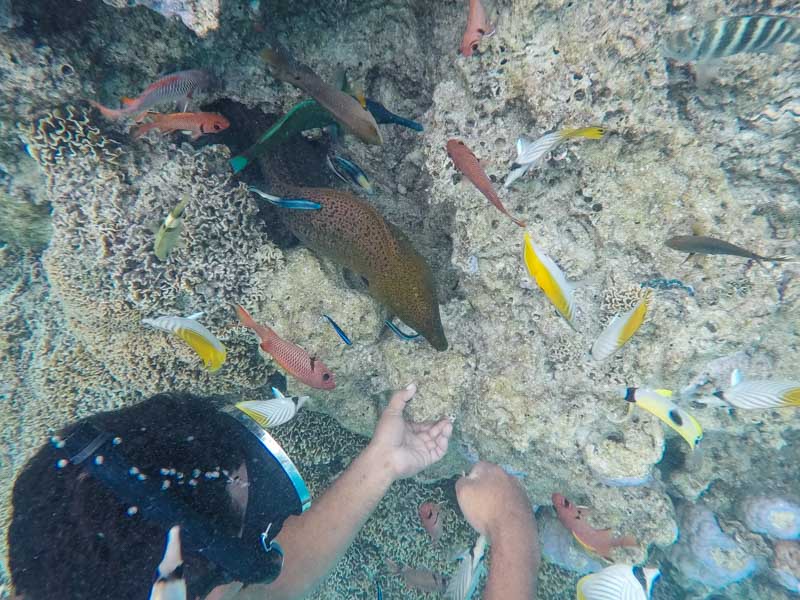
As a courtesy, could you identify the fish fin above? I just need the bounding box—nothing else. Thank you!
[571,531,603,557]
[560,126,606,140]
[765,255,793,263]
[186,312,204,320]
[189,130,202,141]
[576,575,590,600]
[654,389,673,397]
[271,386,286,399]
[87,99,126,121]
[230,155,249,173]
[730,369,743,388]
[121,97,136,107]
[235,304,260,331]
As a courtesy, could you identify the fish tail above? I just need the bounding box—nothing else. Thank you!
[87,99,127,121]
[230,154,250,173]
[765,255,793,263]
[235,304,260,331]
[561,126,606,140]
[393,116,424,131]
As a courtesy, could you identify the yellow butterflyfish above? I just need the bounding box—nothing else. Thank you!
[591,290,652,360]
[142,313,226,372]
[522,232,577,327]
[622,387,703,449]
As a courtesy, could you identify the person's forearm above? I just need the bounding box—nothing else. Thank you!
[484,519,540,599]
[240,444,393,600]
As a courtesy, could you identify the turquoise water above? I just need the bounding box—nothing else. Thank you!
[1,0,799,599]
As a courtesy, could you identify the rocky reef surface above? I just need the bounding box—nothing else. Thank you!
[0,0,798,598]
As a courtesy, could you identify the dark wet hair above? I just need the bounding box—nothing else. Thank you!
[9,393,261,599]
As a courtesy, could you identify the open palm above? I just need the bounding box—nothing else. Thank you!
[371,383,453,480]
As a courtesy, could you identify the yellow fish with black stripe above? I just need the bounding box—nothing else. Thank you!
[621,387,703,450]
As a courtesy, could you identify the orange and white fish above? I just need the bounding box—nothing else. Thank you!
[447,139,525,227]
[89,69,211,121]
[552,493,637,559]
[460,0,495,56]
[131,112,230,141]
[235,305,336,390]
[418,501,443,544]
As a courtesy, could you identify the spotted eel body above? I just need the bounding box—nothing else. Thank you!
[275,185,447,351]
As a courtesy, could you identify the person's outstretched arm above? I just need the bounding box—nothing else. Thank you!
[456,461,540,599]
[238,383,452,600]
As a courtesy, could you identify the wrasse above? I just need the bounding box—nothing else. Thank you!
[327,153,373,194]
[261,44,382,145]
[523,232,577,327]
[236,387,309,428]
[591,290,651,361]
[235,304,336,390]
[386,559,448,594]
[154,195,189,261]
[663,15,800,62]
[89,69,211,121]
[621,387,703,450]
[445,535,487,600]
[665,235,789,266]
[142,312,226,372]
[418,501,443,544]
[460,0,495,56]
[505,127,605,188]
[365,98,424,132]
[131,111,229,141]
[447,139,525,227]
[149,526,187,600]
[714,369,800,410]
[321,314,352,345]
[385,318,421,341]
[552,493,637,559]
[249,186,322,210]
[577,564,660,600]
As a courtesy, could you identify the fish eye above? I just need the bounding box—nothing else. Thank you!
[213,123,221,130]
[471,43,479,51]
[477,28,485,35]
[563,498,571,507]
[322,373,330,381]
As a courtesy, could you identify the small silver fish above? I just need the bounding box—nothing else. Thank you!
[154,196,189,261]
[663,15,800,62]
[149,526,187,600]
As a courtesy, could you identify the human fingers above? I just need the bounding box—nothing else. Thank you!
[384,382,417,416]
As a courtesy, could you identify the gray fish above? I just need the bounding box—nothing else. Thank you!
[665,235,789,265]
[663,15,800,62]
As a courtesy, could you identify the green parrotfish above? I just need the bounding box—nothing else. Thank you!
[268,184,447,351]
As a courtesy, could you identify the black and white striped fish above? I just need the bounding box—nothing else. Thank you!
[663,15,800,62]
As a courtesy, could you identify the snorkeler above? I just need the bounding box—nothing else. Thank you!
[8,384,538,599]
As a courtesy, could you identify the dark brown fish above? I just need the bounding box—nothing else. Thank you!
[665,235,789,265]
[261,44,382,146]
[269,184,447,351]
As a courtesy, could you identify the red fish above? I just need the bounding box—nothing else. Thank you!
[89,69,211,121]
[418,501,442,544]
[446,139,526,227]
[460,0,496,57]
[386,559,448,593]
[552,493,637,559]
[131,112,230,141]
[235,305,336,390]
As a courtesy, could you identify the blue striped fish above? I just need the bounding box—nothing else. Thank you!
[663,15,800,62]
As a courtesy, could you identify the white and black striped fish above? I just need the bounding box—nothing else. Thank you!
[663,15,800,62]
[149,526,187,600]
[577,564,660,600]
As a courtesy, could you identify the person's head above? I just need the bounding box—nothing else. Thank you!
[9,392,309,599]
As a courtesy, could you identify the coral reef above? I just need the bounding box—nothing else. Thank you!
[771,541,800,595]
[741,496,800,541]
[101,0,220,37]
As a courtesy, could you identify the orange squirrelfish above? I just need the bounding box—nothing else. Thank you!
[89,69,211,121]
[552,493,637,559]
[131,112,230,141]
[460,0,496,56]
[235,305,336,390]
[553,493,636,560]
[447,139,526,227]
[418,501,443,544]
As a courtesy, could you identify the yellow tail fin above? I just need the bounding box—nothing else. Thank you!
[561,126,605,140]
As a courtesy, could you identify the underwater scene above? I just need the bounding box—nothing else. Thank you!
[1,0,799,598]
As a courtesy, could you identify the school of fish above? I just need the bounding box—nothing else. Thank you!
[77,3,800,599]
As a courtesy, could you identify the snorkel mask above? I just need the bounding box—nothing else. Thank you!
[54,402,311,587]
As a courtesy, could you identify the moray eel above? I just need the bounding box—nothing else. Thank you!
[270,185,447,351]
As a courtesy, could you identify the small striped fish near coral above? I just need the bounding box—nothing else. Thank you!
[504,126,605,188]
[577,564,661,600]
[713,369,800,410]
[620,387,703,450]
[236,387,309,428]
[591,290,652,361]
[522,232,577,328]
[663,15,800,62]
[142,312,226,372]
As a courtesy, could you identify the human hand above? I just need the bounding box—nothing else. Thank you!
[367,383,453,481]
[455,461,535,542]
